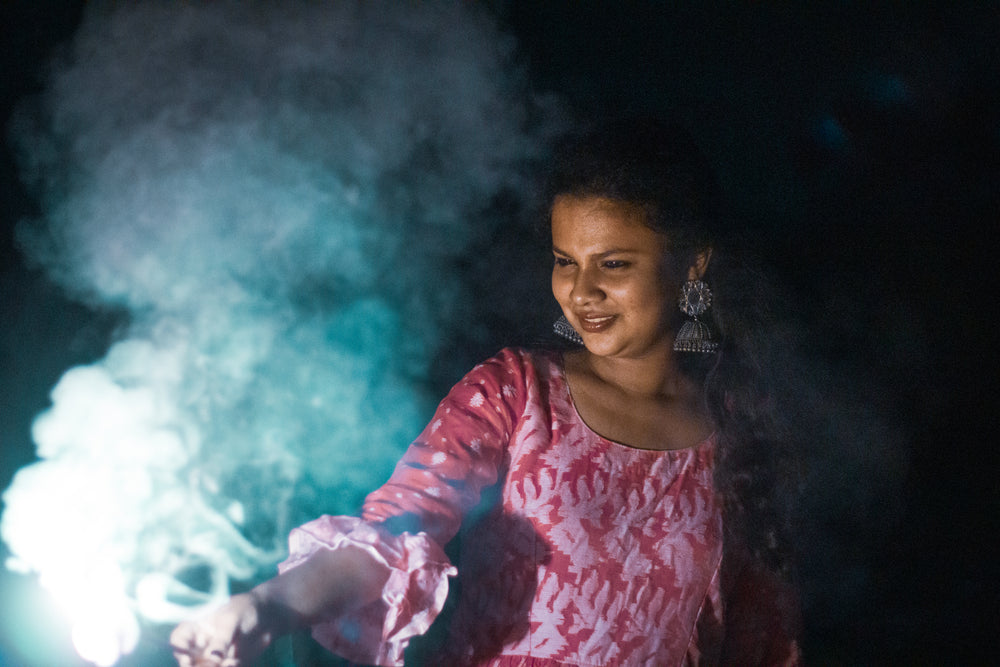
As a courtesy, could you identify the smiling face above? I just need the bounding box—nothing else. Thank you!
[551,195,686,360]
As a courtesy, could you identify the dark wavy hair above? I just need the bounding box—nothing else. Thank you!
[545,117,802,578]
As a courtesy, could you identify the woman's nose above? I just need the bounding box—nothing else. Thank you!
[571,267,603,304]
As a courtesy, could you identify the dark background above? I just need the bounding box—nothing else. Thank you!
[2,2,998,665]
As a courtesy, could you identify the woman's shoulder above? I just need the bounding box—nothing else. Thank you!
[466,346,562,381]
[433,348,564,427]
[448,348,564,405]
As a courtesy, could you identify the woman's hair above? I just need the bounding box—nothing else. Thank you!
[545,117,802,578]
[544,116,718,270]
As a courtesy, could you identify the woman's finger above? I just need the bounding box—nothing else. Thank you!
[170,621,204,664]
[171,642,205,667]
[170,619,227,666]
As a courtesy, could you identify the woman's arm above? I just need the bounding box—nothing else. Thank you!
[171,349,533,666]
[170,545,388,666]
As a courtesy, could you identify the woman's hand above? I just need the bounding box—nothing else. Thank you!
[169,544,389,666]
[169,592,274,667]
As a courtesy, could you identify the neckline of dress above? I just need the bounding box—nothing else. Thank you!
[551,350,716,455]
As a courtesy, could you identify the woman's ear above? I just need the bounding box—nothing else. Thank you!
[687,248,713,281]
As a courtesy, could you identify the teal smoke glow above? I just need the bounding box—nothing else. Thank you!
[2,2,556,663]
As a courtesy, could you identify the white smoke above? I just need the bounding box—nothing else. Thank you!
[2,2,559,664]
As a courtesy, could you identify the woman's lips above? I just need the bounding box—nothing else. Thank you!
[577,314,616,333]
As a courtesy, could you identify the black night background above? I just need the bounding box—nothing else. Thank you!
[2,2,998,665]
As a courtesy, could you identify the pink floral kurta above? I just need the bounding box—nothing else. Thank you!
[279,348,799,666]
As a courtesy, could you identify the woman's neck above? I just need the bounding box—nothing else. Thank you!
[563,345,713,451]
[573,344,691,400]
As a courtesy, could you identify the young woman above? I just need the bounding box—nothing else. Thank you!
[171,118,802,666]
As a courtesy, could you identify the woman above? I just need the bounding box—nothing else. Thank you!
[171,118,802,666]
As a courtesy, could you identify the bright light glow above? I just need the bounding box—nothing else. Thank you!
[65,563,140,667]
[2,1,556,663]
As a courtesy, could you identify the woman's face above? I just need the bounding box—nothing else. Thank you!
[551,195,687,360]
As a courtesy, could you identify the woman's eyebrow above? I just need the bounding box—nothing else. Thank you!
[552,245,642,256]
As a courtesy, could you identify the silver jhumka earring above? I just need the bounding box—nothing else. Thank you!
[673,280,719,353]
[553,315,584,345]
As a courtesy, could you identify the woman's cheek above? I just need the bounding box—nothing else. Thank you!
[551,272,570,302]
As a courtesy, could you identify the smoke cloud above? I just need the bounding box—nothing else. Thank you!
[2,2,557,663]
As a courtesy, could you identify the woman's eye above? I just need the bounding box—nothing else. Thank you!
[553,257,573,267]
[603,260,628,269]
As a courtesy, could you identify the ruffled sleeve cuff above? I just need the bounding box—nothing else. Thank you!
[277,515,457,667]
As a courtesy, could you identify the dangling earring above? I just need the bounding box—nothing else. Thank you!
[553,315,583,345]
[673,279,719,353]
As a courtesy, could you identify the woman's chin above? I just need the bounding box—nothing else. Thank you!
[579,336,624,358]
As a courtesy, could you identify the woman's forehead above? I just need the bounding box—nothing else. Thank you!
[551,195,647,226]
[550,196,667,252]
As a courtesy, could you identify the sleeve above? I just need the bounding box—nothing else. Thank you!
[277,348,533,666]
